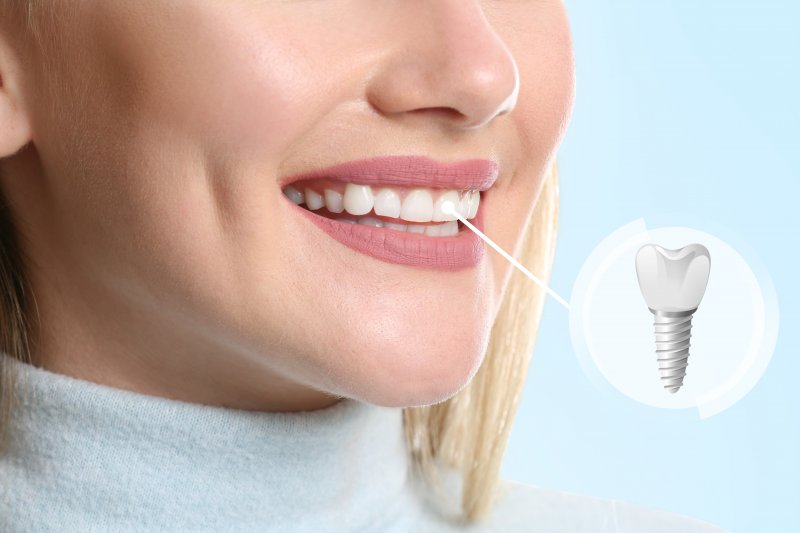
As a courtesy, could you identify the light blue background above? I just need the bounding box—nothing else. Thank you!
[501,2,799,533]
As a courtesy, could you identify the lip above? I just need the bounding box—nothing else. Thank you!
[280,155,496,270]
[278,155,499,191]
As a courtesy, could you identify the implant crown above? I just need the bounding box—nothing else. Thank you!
[635,244,711,312]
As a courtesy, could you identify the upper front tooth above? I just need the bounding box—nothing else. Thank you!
[283,185,304,205]
[324,189,344,213]
[304,188,324,210]
[373,188,401,218]
[343,183,374,216]
[467,191,480,219]
[457,192,470,218]
[400,188,434,222]
[432,190,460,222]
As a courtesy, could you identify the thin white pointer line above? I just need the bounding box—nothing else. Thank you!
[442,201,570,310]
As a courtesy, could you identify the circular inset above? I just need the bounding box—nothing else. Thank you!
[569,219,779,418]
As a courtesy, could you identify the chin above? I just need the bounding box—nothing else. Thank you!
[325,322,490,409]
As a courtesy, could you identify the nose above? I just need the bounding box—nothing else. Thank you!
[366,0,520,131]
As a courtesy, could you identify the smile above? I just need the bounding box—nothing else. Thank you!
[283,180,480,236]
[279,155,497,270]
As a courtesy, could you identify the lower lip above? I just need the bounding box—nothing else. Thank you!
[287,198,486,271]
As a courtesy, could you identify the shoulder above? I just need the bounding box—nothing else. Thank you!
[411,469,728,533]
[479,479,729,533]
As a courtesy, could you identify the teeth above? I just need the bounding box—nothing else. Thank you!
[343,183,374,216]
[355,217,458,238]
[324,189,344,213]
[432,190,461,221]
[357,216,384,227]
[304,188,324,210]
[284,182,482,227]
[283,185,304,205]
[373,188,402,218]
[384,221,408,231]
[458,192,470,217]
[424,224,441,237]
[467,191,480,219]
[401,188,434,222]
[439,220,458,237]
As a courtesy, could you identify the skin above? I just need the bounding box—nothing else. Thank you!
[0,0,574,411]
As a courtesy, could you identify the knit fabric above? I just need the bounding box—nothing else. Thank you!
[0,352,726,532]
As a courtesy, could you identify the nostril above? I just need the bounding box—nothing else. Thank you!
[411,106,464,120]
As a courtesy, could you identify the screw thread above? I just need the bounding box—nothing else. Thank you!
[651,310,695,393]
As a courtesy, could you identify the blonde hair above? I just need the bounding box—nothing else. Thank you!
[0,1,561,525]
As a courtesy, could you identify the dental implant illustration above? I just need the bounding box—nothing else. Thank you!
[635,243,711,394]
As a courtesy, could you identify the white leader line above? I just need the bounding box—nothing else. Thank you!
[442,201,570,310]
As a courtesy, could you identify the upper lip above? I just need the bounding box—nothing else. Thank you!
[279,155,499,191]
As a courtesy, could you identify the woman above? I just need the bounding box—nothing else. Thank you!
[0,1,725,531]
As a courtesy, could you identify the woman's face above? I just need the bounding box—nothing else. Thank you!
[0,0,574,410]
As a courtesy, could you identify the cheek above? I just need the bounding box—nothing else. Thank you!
[98,3,321,161]
[483,9,574,300]
[512,12,576,156]
[49,5,327,294]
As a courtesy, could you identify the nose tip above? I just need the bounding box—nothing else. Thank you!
[366,2,520,131]
[460,58,520,130]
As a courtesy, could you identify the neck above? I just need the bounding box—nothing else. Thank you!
[1,352,422,530]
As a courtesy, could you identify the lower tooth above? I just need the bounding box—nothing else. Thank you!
[439,220,458,237]
[424,224,441,237]
[358,216,384,227]
[334,217,458,237]
[384,221,408,231]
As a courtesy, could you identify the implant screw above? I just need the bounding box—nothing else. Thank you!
[650,308,696,393]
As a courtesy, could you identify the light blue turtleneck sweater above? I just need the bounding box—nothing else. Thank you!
[0,353,726,532]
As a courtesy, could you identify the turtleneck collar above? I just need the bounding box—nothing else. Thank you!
[0,352,424,531]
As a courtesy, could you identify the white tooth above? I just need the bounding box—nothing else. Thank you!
[424,224,441,237]
[324,189,344,213]
[467,191,480,219]
[439,220,458,237]
[283,185,304,205]
[343,183,374,216]
[373,188,402,218]
[338,218,357,224]
[357,216,384,227]
[432,190,460,222]
[457,191,470,218]
[400,188,434,222]
[406,224,426,234]
[384,221,408,232]
[304,188,324,210]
